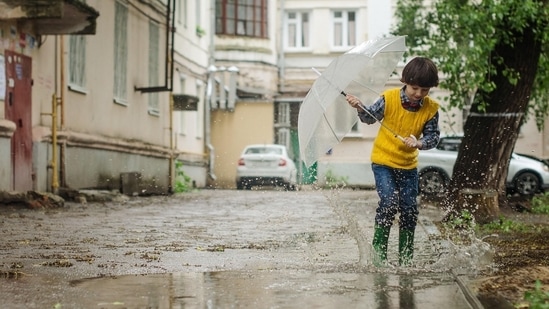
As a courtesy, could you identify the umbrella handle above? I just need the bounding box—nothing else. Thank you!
[401,134,418,147]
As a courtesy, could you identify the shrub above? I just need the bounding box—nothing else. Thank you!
[522,280,549,309]
[531,193,549,215]
[174,161,193,193]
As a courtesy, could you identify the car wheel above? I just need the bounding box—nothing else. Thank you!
[419,169,448,196]
[285,183,296,191]
[236,181,244,190]
[513,171,540,196]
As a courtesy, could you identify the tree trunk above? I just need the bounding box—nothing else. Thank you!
[442,25,542,222]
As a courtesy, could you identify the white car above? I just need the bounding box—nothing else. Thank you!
[236,144,297,190]
[418,136,549,196]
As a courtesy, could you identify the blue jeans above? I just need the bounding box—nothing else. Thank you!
[371,163,419,230]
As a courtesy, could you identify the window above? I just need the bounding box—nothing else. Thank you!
[276,102,291,150]
[277,102,290,126]
[333,10,356,48]
[68,35,86,91]
[148,21,160,115]
[285,11,309,49]
[177,0,186,26]
[195,0,201,27]
[113,1,128,103]
[215,0,268,38]
[277,128,291,152]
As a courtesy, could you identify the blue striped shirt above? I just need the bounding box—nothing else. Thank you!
[357,87,440,150]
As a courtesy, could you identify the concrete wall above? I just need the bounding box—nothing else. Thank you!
[63,147,169,194]
[209,101,275,188]
[0,119,15,190]
[0,137,11,189]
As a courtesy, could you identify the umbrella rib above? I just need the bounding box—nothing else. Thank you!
[322,112,343,143]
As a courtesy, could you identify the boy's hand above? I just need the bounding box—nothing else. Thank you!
[346,94,363,109]
[403,135,421,148]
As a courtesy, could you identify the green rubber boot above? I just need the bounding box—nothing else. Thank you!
[399,229,415,266]
[372,226,390,266]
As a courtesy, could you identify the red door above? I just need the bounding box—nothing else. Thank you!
[4,50,33,191]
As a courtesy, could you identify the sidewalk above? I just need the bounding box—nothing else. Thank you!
[0,188,483,308]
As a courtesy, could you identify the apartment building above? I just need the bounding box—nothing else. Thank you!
[0,0,210,194]
[0,0,546,194]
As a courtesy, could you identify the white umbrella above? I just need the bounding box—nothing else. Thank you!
[298,36,407,167]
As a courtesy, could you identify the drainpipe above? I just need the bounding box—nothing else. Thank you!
[50,93,59,194]
[59,35,66,188]
[277,0,285,94]
[42,92,59,193]
[168,93,174,193]
[205,64,217,181]
[135,0,175,93]
[46,35,61,194]
[205,0,217,181]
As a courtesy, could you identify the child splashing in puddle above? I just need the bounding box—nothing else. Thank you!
[346,57,440,266]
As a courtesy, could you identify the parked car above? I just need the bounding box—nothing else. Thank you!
[236,144,297,190]
[417,136,549,196]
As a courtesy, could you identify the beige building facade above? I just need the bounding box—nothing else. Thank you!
[0,0,547,194]
[0,0,210,194]
[206,0,281,188]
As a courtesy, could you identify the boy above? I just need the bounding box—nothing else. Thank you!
[346,57,440,266]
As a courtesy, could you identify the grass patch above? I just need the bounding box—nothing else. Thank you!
[522,280,549,309]
[478,217,530,233]
[531,192,549,215]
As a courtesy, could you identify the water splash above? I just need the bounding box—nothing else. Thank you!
[324,188,376,267]
[326,188,496,273]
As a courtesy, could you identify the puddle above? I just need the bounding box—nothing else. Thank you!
[0,189,489,308]
[63,270,470,309]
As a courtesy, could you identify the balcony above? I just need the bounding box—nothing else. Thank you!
[0,0,99,35]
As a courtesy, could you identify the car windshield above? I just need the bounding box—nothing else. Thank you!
[436,137,462,151]
[245,147,282,155]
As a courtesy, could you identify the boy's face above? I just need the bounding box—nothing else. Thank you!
[404,84,431,104]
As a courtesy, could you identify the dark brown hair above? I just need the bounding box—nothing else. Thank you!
[400,57,439,87]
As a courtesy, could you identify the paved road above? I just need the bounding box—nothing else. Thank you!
[0,188,486,308]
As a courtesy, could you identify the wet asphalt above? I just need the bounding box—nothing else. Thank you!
[0,188,489,308]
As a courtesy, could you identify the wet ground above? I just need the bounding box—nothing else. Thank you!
[0,188,488,308]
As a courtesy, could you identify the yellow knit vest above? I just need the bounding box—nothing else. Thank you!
[371,88,439,169]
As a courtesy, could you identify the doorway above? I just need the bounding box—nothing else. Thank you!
[4,50,33,191]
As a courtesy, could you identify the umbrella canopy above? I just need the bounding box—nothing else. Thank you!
[298,36,407,167]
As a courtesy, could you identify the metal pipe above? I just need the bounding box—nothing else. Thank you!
[135,0,175,93]
[205,65,217,181]
[168,93,174,193]
[51,94,59,193]
[59,35,66,188]
[277,0,285,93]
[205,0,217,181]
[59,35,65,129]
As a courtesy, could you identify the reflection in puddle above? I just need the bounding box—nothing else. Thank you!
[70,270,470,308]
